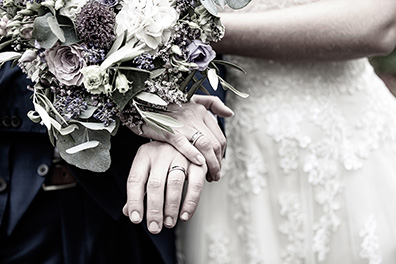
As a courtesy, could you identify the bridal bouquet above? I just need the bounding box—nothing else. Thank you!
[0,0,249,172]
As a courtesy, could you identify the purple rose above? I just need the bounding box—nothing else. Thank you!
[186,40,216,71]
[45,44,86,86]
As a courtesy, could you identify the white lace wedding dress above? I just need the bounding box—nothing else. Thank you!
[176,0,396,263]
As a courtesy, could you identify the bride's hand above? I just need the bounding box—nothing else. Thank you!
[130,95,233,182]
[123,141,208,234]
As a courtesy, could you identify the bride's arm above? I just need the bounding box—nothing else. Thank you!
[213,0,396,61]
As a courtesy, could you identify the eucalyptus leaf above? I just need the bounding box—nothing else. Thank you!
[150,68,166,79]
[70,120,116,133]
[27,110,41,123]
[112,70,149,110]
[143,111,183,128]
[110,66,150,74]
[78,105,97,119]
[212,59,247,74]
[0,51,21,64]
[49,116,62,131]
[66,140,100,154]
[61,25,79,45]
[135,91,167,106]
[0,39,14,51]
[56,14,79,45]
[33,102,51,130]
[59,124,79,136]
[107,30,126,57]
[56,127,112,172]
[207,68,219,91]
[143,116,166,137]
[188,76,206,100]
[101,43,145,69]
[179,70,197,92]
[219,76,249,98]
[32,13,59,49]
[47,15,65,43]
[200,0,219,16]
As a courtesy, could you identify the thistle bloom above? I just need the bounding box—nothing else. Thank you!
[76,0,116,50]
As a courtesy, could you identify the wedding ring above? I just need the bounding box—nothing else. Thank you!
[169,165,187,176]
[189,131,204,146]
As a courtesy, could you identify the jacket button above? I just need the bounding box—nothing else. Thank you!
[2,115,10,128]
[11,115,21,128]
[37,164,49,177]
[0,177,7,192]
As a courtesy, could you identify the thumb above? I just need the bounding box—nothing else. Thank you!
[192,95,234,117]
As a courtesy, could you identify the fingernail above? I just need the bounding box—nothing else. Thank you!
[181,212,190,221]
[196,154,205,165]
[130,211,140,223]
[229,109,235,116]
[164,216,174,227]
[148,221,160,233]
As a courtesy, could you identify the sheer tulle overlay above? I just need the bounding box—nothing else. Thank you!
[176,1,396,263]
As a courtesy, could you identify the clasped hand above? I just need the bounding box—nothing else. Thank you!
[124,95,233,234]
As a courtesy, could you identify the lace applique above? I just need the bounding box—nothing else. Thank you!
[359,216,383,264]
[279,193,305,264]
[222,116,268,263]
[207,230,232,264]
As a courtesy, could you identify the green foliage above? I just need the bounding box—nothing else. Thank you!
[370,49,396,95]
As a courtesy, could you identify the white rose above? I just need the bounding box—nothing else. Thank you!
[116,0,178,50]
[59,0,88,21]
[80,65,109,95]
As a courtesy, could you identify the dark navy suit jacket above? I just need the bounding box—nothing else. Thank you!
[0,62,226,263]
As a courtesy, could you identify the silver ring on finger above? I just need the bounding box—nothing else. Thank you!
[190,131,204,146]
[169,165,187,177]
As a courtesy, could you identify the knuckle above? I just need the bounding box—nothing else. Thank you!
[147,208,162,215]
[172,134,186,145]
[196,136,210,150]
[166,201,180,211]
[190,180,204,192]
[196,104,207,114]
[184,199,198,209]
[167,175,185,188]
[147,178,162,189]
[212,141,222,154]
[127,196,141,204]
[127,174,143,184]
[219,136,226,149]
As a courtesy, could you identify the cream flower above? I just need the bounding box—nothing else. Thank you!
[115,0,178,50]
[59,0,88,22]
[80,65,110,95]
[115,72,132,94]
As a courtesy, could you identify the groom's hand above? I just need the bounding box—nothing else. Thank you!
[130,95,233,182]
[123,141,208,234]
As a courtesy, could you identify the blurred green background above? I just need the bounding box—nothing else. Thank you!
[370,48,396,96]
